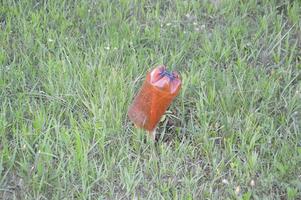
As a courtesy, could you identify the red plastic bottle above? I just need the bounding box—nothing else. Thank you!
[128,65,181,133]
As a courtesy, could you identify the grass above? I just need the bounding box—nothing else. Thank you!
[0,0,301,199]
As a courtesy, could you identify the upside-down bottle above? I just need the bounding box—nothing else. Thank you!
[128,65,181,133]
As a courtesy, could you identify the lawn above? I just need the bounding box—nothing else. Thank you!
[0,0,301,199]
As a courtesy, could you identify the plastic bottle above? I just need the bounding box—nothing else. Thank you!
[128,65,181,133]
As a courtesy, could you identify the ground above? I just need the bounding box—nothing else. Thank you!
[0,0,301,199]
